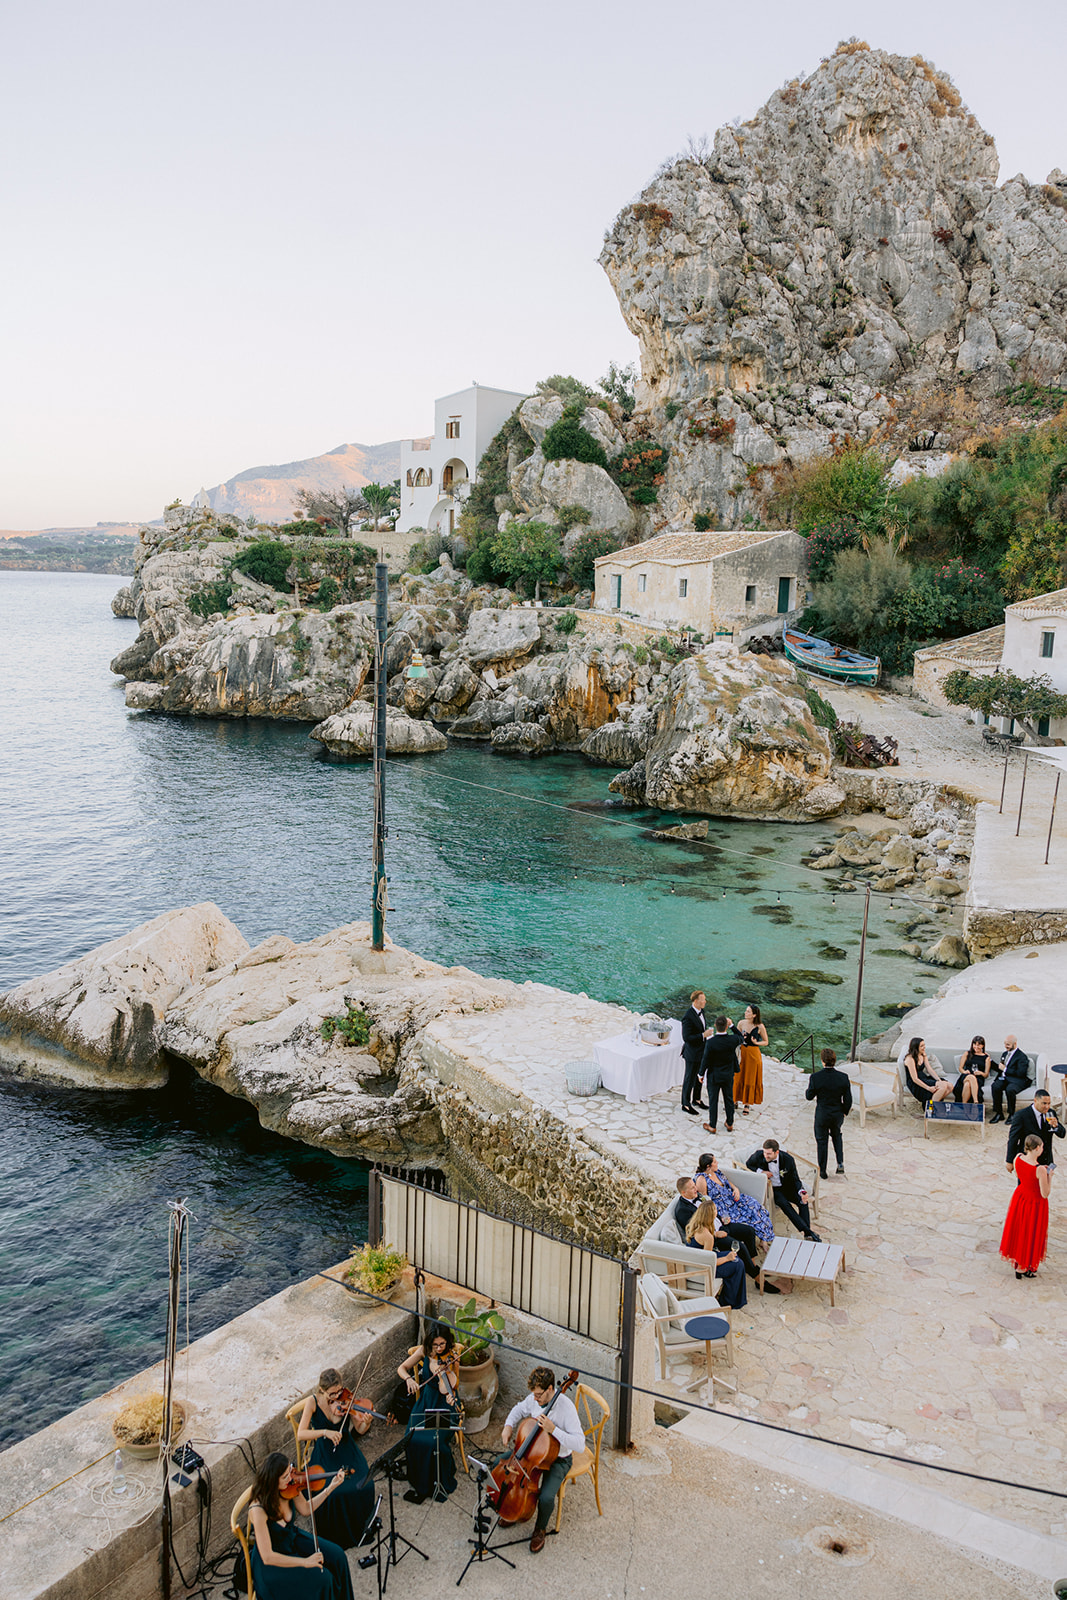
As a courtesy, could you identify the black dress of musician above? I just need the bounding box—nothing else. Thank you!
[247,1450,354,1600]
[297,1369,375,1548]
[397,1328,461,1504]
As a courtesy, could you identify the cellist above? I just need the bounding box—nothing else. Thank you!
[500,1367,585,1554]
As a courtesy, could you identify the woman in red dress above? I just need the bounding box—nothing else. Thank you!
[1000,1134,1052,1278]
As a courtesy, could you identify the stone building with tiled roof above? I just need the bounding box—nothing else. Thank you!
[915,586,1067,740]
[593,528,810,637]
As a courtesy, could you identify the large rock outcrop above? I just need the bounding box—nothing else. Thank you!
[610,642,839,820]
[507,396,636,541]
[310,705,449,758]
[0,904,249,1089]
[600,45,1067,527]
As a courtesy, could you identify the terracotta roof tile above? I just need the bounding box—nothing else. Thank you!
[1005,586,1067,615]
[594,529,797,565]
[913,625,1005,663]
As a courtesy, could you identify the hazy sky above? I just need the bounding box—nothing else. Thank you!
[2,0,1064,527]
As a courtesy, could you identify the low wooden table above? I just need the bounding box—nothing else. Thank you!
[759,1237,846,1305]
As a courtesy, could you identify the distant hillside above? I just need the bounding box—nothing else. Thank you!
[195,440,410,523]
[0,527,138,575]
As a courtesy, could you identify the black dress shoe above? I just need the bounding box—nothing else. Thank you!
[403,1490,427,1504]
[761,1281,782,1294]
[694,1100,708,1109]
[805,1232,822,1243]
[682,1104,698,1115]
[819,1170,829,1180]
[836,1166,845,1175]
[990,1112,1004,1124]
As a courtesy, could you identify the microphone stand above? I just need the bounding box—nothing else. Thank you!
[455,1458,514,1587]
[370,1441,427,1593]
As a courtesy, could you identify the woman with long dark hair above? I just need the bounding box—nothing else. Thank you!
[297,1369,376,1549]
[903,1038,953,1108]
[247,1451,354,1600]
[953,1035,992,1104]
[397,1326,461,1505]
[734,1004,767,1116]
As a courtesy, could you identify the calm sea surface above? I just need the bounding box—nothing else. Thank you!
[0,571,947,1446]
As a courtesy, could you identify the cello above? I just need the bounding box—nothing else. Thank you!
[487,1369,579,1525]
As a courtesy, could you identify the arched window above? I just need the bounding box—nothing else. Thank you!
[413,467,432,488]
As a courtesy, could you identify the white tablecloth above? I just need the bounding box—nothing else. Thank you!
[593,1021,683,1103]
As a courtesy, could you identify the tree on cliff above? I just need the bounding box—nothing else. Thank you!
[942,668,1067,741]
[361,480,400,531]
[291,485,368,536]
[491,519,561,601]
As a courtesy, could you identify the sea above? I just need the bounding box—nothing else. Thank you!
[0,570,951,1446]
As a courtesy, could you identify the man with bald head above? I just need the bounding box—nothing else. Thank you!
[989,1035,1031,1124]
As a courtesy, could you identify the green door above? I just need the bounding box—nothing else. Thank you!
[611,574,622,608]
[777,576,792,613]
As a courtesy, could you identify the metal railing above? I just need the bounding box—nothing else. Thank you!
[779,1033,816,1073]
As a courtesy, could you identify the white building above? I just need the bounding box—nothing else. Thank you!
[914,586,1067,740]
[396,384,528,538]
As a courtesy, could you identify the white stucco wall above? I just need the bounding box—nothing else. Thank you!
[397,385,527,535]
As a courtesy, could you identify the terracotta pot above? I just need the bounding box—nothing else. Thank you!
[113,1402,186,1459]
[456,1354,499,1434]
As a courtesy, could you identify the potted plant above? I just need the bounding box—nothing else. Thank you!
[112,1394,186,1459]
[448,1298,504,1434]
[345,1244,408,1296]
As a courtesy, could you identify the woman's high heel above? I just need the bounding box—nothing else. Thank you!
[1016,1270,1023,1279]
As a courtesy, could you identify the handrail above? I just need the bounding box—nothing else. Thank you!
[779,1034,816,1073]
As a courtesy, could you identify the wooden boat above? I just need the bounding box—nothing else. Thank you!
[782,628,881,685]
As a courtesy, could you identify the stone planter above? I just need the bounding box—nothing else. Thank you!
[456,1354,499,1434]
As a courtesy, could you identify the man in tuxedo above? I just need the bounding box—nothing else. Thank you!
[805,1047,854,1178]
[700,1015,742,1133]
[1006,1089,1064,1170]
[671,1178,769,1292]
[680,990,710,1116]
[990,1035,1031,1123]
[746,1140,821,1241]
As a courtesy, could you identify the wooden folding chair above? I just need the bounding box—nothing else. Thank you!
[554,1383,610,1531]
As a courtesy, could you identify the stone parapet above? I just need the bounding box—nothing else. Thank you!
[964,906,1067,961]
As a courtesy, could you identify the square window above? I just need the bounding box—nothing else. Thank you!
[637,574,647,593]
[446,418,461,438]
[745,585,756,605]
[678,578,687,598]
[1041,631,1055,658]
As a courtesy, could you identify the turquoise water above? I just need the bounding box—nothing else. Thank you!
[0,571,947,1446]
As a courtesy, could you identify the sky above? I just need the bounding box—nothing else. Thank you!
[1,0,1065,528]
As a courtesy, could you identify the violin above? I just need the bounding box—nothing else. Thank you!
[331,1388,394,1431]
[487,1369,579,1525]
[280,1464,363,1500]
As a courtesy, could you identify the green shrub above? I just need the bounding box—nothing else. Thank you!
[317,575,340,610]
[490,520,562,597]
[557,504,592,530]
[806,520,863,582]
[536,374,592,406]
[233,540,292,591]
[665,400,681,422]
[567,527,619,587]
[597,360,637,418]
[188,580,233,618]
[1000,518,1067,600]
[774,444,892,534]
[610,439,669,493]
[633,644,650,665]
[542,404,609,468]
[555,609,579,634]
[320,1003,371,1047]
[796,677,838,729]
[694,511,716,531]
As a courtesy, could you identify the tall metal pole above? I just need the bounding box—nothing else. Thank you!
[849,883,872,1062]
[1015,750,1030,838]
[1045,772,1061,865]
[371,561,388,951]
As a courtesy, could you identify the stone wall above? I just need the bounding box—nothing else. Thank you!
[964,906,1067,961]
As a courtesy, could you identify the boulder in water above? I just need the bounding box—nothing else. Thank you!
[310,706,448,758]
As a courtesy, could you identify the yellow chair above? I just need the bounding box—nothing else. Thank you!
[286,1397,313,1468]
[230,1486,256,1600]
[554,1383,609,1531]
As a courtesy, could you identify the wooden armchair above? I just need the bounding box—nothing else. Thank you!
[554,1383,610,1531]
[230,1486,256,1600]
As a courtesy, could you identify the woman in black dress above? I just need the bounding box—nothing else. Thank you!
[397,1328,462,1505]
[247,1450,354,1600]
[903,1037,953,1108]
[953,1035,992,1104]
[297,1369,376,1549]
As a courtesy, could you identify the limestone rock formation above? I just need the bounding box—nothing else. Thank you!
[600,45,1067,527]
[508,396,635,539]
[501,644,640,745]
[609,642,838,820]
[310,705,449,758]
[111,585,136,618]
[0,904,249,1089]
[459,606,542,668]
[491,722,554,756]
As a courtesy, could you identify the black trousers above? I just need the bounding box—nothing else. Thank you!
[991,1075,1026,1117]
[707,1078,735,1128]
[772,1188,812,1236]
[814,1110,844,1172]
[535,1453,572,1531]
[682,1054,705,1108]
[720,1224,760,1277]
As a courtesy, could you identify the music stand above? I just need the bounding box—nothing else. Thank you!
[455,1457,514,1588]
[371,1443,428,1592]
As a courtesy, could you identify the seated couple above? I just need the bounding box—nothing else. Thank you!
[904,1035,1032,1121]
[673,1165,780,1302]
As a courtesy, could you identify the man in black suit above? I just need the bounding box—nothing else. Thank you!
[746,1140,821,1240]
[1006,1089,1064,1170]
[672,1177,774,1289]
[700,1015,742,1133]
[805,1047,854,1178]
[990,1035,1031,1123]
[680,990,710,1115]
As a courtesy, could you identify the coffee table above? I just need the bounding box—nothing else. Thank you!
[682,1313,735,1404]
[759,1237,846,1305]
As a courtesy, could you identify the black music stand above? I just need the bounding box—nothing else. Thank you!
[370,1444,428,1592]
[455,1457,514,1588]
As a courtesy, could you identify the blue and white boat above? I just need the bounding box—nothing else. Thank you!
[783,628,881,685]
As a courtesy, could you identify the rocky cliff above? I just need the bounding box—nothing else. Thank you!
[600,44,1067,527]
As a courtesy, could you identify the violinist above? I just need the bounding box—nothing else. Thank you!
[247,1450,354,1600]
[297,1369,376,1549]
[501,1367,585,1554]
[397,1327,462,1505]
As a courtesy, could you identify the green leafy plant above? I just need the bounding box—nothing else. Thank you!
[316,575,340,610]
[233,540,293,591]
[542,404,608,468]
[536,374,591,406]
[598,360,637,418]
[447,1297,505,1366]
[693,511,717,531]
[188,580,233,618]
[490,520,562,599]
[345,1243,407,1295]
[610,440,669,494]
[556,504,592,530]
[665,400,681,422]
[320,1003,371,1047]
[567,528,619,588]
[942,668,1067,740]
[555,609,579,635]
[633,644,650,665]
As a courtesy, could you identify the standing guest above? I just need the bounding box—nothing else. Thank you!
[734,1004,767,1117]
[746,1140,821,1241]
[397,1328,461,1505]
[501,1367,586,1553]
[805,1047,853,1179]
[903,1038,954,1109]
[247,1451,353,1600]
[297,1371,376,1550]
[1000,1134,1052,1279]
[680,990,711,1116]
[700,1015,742,1134]
[684,1201,749,1308]
[1006,1089,1064,1170]
[954,1036,992,1104]
[694,1152,774,1245]
[990,1037,1032,1124]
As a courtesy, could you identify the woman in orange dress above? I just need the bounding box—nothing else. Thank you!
[999,1134,1051,1278]
[734,1004,766,1116]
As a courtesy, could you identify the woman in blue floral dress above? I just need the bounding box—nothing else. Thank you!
[694,1152,774,1244]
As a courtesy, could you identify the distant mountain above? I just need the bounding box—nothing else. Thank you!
[195,440,411,523]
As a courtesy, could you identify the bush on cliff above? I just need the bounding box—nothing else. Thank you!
[567,527,619,587]
[188,580,233,618]
[542,404,609,468]
[233,540,293,591]
[491,520,561,600]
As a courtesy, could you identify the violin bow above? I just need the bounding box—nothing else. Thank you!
[337,1353,375,1435]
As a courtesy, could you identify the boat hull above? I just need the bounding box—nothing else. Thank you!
[783,630,881,685]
